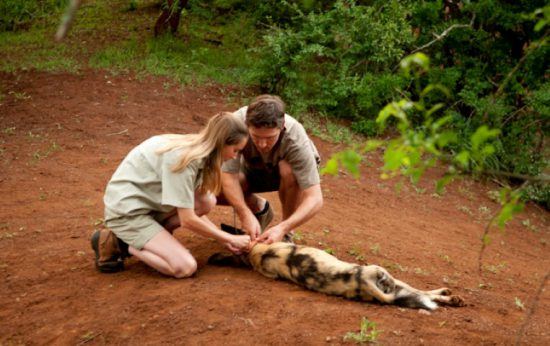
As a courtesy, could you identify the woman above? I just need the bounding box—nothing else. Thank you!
[91,112,250,278]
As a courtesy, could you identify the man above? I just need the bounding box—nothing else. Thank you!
[220,95,323,244]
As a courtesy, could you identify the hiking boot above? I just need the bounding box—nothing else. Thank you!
[90,228,124,273]
[255,201,274,231]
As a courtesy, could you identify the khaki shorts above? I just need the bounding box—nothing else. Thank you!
[104,209,173,250]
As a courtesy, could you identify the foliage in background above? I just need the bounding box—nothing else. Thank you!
[0,0,67,31]
[323,52,527,233]
[255,0,549,206]
[0,0,547,207]
[253,0,412,120]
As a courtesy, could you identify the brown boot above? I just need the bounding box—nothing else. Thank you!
[254,201,274,231]
[90,228,124,273]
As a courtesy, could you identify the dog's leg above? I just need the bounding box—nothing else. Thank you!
[431,293,465,307]
[359,266,402,303]
[393,279,465,308]
[359,267,441,310]
[427,288,451,296]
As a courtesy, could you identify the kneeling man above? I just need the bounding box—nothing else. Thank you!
[219,95,323,243]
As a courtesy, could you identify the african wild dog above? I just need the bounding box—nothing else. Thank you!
[209,227,465,310]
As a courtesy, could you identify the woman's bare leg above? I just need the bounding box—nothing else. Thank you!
[129,230,197,278]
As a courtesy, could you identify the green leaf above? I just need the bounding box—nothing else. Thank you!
[362,140,383,153]
[455,151,470,168]
[320,156,339,176]
[471,126,500,151]
[383,147,406,171]
[436,131,457,148]
[481,144,495,156]
[400,52,430,75]
[497,201,525,228]
[421,84,450,99]
[376,103,396,127]
[482,234,492,246]
[436,174,454,194]
[431,115,453,130]
[340,150,362,178]
[409,167,424,184]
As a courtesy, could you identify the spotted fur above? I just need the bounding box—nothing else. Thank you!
[209,241,465,310]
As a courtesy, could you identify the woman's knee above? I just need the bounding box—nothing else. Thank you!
[194,192,216,216]
[171,256,197,279]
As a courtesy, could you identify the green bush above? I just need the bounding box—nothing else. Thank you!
[251,0,548,205]
[254,0,413,117]
[0,0,68,31]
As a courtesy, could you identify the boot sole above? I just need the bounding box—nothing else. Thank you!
[91,230,124,273]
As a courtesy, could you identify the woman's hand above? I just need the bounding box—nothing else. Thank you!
[224,234,251,254]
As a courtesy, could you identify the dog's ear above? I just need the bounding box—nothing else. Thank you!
[220,223,245,235]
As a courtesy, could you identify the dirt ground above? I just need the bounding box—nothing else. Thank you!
[0,71,548,345]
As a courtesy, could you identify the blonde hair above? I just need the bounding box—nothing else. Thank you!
[157,112,248,195]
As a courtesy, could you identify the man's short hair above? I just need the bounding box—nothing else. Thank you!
[245,95,285,129]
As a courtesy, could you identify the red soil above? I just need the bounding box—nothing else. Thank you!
[0,71,548,345]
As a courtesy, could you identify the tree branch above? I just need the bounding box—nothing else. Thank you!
[514,271,549,346]
[410,15,475,54]
[483,170,550,183]
[55,0,82,42]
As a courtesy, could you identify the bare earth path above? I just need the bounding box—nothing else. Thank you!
[0,71,548,345]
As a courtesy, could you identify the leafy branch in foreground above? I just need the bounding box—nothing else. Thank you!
[321,52,539,257]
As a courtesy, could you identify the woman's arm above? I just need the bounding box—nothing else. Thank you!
[177,207,250,253]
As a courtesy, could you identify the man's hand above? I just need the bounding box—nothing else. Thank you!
[224,234,251,254]
[241,212,261,240]
[257,224,286,244]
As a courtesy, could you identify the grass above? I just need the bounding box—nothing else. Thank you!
[0,29,81,73]
[514,297,526,310]
[2,127,16,135]
[347,245,366,262]
[0,1,361,144]
[521,219,539,232]
[343,317,382,344]
[382,260,407,273]
[29,141,62,164]
[483,262,507,274]
[291,230,303,242]
[324,248,335,255]
[370,243,380,255]
[1,1,260,85]
[438,252,452,264]
[297,112,361,144]
[413,267,430,276]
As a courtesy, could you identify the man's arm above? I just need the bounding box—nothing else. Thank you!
[221,172,261,239]
[259,183,323,243]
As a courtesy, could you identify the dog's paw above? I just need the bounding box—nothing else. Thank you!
[440,288,452,296]
[449,295,466,307]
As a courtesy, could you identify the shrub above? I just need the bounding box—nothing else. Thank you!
[0,0,67,31]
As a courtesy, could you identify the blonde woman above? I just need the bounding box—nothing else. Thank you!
[91,112,250,278]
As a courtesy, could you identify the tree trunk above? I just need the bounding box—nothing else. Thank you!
[154,0,188,36]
